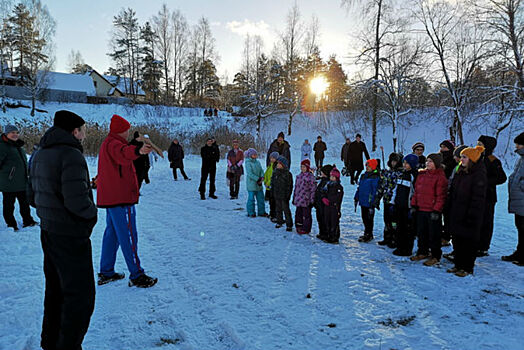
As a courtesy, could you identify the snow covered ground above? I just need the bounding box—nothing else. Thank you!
[1,154,523,350]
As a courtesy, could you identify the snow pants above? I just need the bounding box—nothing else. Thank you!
[416,211,442,259]
[324,206,341,242]
[394,206,415,254]
[247,190,266,216]
[99,205,144,280]
[275,198,293,228]
[266,189,276,219]
[316,205,327,237]
[479,201,496,252]
[40,230,95,350]
[453,235,478,273]
[514,214,524,260]
[361,206,375,236]
[295,206,312,233]
[2,191,33,227]
[383,203,396,242]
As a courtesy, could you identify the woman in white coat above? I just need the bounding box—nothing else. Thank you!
[301,139,312,162]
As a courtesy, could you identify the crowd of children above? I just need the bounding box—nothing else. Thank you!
[239,132,524,277]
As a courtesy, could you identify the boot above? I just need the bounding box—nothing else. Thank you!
[392,248,411,257]
[410,254,429,261]
[454,270,471,278]
[129,274,158,288]
[200,193,206,200]
[501,251,519,262]
[358,234,373,243]
[209,194,218,199]
[423,257,440,266]
[98,272,125,286]
[446,267,459,273]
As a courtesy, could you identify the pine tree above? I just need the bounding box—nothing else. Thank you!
[326,55,348,110]
[140,21,161,103]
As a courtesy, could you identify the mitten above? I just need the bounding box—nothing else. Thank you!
[256,177,263,186]
[322,198,330,206]
[430,212,440,221]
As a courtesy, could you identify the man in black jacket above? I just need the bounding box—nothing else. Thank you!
[199,137,220,199]
[348,134,370,185]
[130,131,151,188]
[266,132,291,167]
[28,110,97,350]
[341,138,351,171]
[313,135,327,169]
[168,139,189,181]
[477,135,507,256]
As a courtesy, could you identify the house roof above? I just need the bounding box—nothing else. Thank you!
[102,75,145,96]
[88,70,125,95]
[41,71,96,96]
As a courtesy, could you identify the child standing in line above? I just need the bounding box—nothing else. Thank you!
[354,159,382,243]
[320,167,344,244]
[264,151,279,222]
[244,148,267,218]
[391,154,419,256]
[377,152,404,247]
[410,153,448,266]
[293,159,317,234]
[271,156,294,231]
[314,164,333,241]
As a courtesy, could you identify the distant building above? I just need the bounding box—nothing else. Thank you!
[88,70,124,98]
[102,74,146,103]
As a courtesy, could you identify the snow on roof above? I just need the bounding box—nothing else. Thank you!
[102,75,145,96]
[41,71,96,96]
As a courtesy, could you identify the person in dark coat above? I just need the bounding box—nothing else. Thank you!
[503,132,524,266]
[439,140,457,247]
[28,111,97,350]
[226,140,244,199]
[391,154,419,256]
[412,142,426,170]
[476,135,507,256]
[320,167,344,244]
[271,156,293,231]
[315,164,333,241]
[267,132,291,168]
[447,146,487,277]
[0,124,36,230]
[130,131,151,188]
[348,134,370,185]
[199,138,220,199]
[341,138,351,171]
[313,136,327,169]
[168,139,189,181]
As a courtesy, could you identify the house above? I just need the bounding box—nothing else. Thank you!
[102,74,146,103]
[88,70,124,98]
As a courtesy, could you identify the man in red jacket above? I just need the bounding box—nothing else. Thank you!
[97,114,157,288]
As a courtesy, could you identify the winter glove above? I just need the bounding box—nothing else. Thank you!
[409,208,417,217]
[430,212,441,221]
[256,177,263,186]
[230,165,238,172]
[322,198,330,206]
[369,208,375,216]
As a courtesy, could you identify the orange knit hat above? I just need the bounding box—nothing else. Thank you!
[366,159,379,171]
[460,145,485,163]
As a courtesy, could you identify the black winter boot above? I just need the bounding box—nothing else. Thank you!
[98,272,125,286]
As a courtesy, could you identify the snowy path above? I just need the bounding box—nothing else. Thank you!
[1,156,523,350]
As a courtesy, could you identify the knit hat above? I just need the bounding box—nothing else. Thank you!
[366,159,379,171]
[460,145,485,163]
[412,142,425,152]
[245,148,257,158]
[110,114,131,134]
[478,135,497,155]
[387,152,403,169]
[320,164,334,177]
[301,159,311,170]
[515,132,524,146]
[3,124,18,134]
[232,139,239,144]
[330,167,341,179]
[53,110,85,133]
[269,151,279,160]
[403,154,418,170]
[427,153,443,169]
[277,155,289,169]
[453,145,468,158]
[277,131,285,139]
[440,140,455,151]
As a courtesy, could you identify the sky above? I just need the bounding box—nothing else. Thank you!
[44,0,364,82]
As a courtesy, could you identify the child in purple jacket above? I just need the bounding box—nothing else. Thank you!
[293,159,317,234]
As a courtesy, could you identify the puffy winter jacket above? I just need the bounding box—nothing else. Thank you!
[392,169,418,208]
[378,168,403,204]
[322,180,344,211]
[28,127,97,237]
[355,170,381,208]
[168,143,184,168]
[271,167,293,200]
[480,135,507,202]
[509,148,524,216]
[201,144,220,169]
[264,163,275,189]
[411,167,448,213]
[97,132,141,208]
[245,157,264,192]
[0,134,28,192]
[301,143,312,161]
[267,139,291,167]
[448,161,487,239]
[293,171,316,207]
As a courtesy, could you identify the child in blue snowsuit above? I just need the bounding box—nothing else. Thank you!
[244,148,267,217]
[355,159,382,243]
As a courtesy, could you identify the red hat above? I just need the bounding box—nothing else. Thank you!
[301,159,310,170]
[366,159,378,171]
[110,114,131,134]
[330,167,341,179]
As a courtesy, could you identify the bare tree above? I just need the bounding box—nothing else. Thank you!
[342,0,388,152]
[152,4,172,103]
[171,8,188,105]
[0,0,14,112]
[66,49,84,73]
[414,0,488,144]
[196,16,217,105]
[303,14,320,56]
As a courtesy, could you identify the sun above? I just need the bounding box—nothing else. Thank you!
[310,76,329,97]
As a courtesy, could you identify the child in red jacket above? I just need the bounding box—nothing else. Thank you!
[410,153,448,266]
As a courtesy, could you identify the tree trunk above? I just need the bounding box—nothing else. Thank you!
[31,93,35,117]
[371,0,383,152]
[288,112,293,136]
[256,113,261,140]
